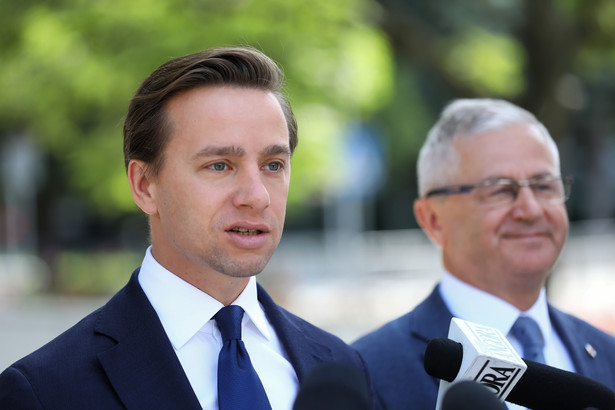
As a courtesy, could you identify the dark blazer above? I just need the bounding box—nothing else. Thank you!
[352,285,615,410]
[0,269,371,409]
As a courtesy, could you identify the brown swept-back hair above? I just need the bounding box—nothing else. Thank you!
[123,47,298,175]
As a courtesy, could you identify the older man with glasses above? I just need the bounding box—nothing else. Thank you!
[352,98,615,409]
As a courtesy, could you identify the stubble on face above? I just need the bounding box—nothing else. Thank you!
[203,237,277,278]
[148,86,291,292]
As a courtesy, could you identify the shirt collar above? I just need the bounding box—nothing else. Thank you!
[439,271,552,342]
[138,246,272,349]
[232,273,272,343]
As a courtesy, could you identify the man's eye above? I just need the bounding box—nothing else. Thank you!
[265,162,282,171]
[532,182,554,192]
[208,162,228,171]
[487,185,516,197]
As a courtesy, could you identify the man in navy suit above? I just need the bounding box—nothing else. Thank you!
[0,47,372,409]
[353,99,615,409]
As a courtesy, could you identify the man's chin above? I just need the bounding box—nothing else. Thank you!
[217,255,273,279]
[508,260,553,281]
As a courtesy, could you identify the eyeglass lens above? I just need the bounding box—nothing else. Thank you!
[477,179,567,204]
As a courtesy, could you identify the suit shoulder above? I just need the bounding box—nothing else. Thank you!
[6,304,110,377]
[352,290,445,353]
[350,302,440,410]
[352,310,414,349]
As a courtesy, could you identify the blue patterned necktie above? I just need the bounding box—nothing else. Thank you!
[214,305,272,410]
[511,316,546,364]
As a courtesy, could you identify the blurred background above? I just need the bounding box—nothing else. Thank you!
[2,0,615,369]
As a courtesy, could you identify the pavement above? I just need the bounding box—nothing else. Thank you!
[0,295,108,370]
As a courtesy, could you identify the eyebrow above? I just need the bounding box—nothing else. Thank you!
[192,146,246,160]
[262,144,291,157]
[191,144,291,161]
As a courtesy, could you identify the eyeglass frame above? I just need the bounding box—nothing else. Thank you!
[423,175,573,205]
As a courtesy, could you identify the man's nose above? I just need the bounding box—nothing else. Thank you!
[232,169,271,211]
[511,186,543,219]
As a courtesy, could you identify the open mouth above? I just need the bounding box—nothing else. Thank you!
[229,227,263,236]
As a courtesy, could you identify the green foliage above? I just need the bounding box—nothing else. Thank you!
[6,0,614,233]
[54,250,142,294]
[0,0,393,217]
[443,28,526,97]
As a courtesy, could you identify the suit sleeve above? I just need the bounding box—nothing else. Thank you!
[0,366,44,410]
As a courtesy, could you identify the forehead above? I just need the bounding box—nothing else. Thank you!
[453,123,559,181]
[164,86,289,149]
[166,86,283,124]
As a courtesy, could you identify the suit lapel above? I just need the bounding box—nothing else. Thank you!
[409,285,455,388]
[256,284,335,382]
[96,270,201,410]
[549,305,602,379]
[410,285,454,344]
[413,287,613,388]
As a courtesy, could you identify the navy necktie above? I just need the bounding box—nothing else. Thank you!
[511,316,546,364]
[214,305,272,410]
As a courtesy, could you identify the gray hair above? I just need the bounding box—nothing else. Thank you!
[416,98,560,196]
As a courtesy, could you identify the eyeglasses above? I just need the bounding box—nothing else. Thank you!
[424,175,572,206]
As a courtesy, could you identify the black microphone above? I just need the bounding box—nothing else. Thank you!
[425,337,615,410]
[292,363,371,410]
[429,318,527,408]
[442,380,507,410]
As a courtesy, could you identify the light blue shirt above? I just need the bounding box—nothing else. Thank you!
[439,272,576,410]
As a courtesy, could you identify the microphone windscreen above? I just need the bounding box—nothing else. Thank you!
[292,363,371,410]
[425,337,615,410]
[424,337,463,383]
[442,380,507,410]
[507,359,615,410]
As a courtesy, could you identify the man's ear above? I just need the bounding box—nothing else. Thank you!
[127,159,157,215]
[413,198,445,248]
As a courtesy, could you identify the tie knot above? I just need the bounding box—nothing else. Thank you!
[511,316,545,362]
[214,305,244,342]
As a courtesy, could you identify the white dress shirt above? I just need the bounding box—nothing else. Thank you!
[138,247,299,410]
[439,272,576,410]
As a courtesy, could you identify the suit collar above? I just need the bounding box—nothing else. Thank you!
[415,286,610,386]
[411,284,454,344]
[95,269,201,410]
[417,287,605,378]
[418,286,592,370]
[256,283,334,382]
[94,270,343,407]
[404,285,454,390]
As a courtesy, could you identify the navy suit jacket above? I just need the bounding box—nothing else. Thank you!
[352,284,615,410]
[0,269,371,409]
